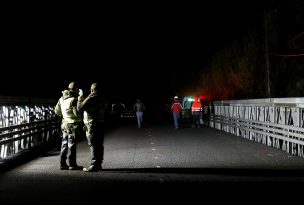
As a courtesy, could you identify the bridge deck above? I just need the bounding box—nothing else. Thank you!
[1,124,304,203]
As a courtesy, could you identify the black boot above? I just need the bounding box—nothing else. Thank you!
[60,162,69,170]
[83,165,101,172]
[69,162,83,170]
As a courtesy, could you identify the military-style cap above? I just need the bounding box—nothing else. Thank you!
[91,82,101,92]
[68,82,79,90]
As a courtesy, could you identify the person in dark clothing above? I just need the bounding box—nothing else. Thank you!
[77,82,108,172]
[133,98,145,128]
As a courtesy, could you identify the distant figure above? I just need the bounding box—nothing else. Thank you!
[171,96,183,129]
[55,82,83,170]
[77,82,108,172]
[134,98,145,128]
[191,96,203,128]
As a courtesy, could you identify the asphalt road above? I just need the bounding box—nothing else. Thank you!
[1,124,304,204]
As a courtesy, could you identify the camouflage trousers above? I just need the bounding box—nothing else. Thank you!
[60,123,81,166]
[84,121,104,168]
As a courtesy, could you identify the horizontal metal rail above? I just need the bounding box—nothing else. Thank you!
[208,98,304,157]
[0,98,60,159]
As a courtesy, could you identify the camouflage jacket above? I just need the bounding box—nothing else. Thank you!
[77,91,108,124]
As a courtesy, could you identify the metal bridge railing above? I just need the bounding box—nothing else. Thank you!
[208,98,304,157]
[0,96,60,159]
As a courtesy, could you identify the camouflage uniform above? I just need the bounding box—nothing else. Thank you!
[55,83,82,170]
[78,83,108,171]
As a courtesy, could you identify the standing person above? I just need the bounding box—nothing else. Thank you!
[133,98,145,128]
[77,82,108,172]
[191,96,203,128]
[171,96,183,129]
[55,82,83,170]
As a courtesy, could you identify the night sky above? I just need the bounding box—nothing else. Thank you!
[2,1,277,103]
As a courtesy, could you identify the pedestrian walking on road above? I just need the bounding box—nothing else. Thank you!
[171,96,183,129]
[133,98,145,128]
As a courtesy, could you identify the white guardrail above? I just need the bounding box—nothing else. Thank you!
[0,96,60,159]
[208,98,304,157]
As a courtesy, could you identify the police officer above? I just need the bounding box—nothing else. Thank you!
[78,82,108,172]
[55,82,83,170]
